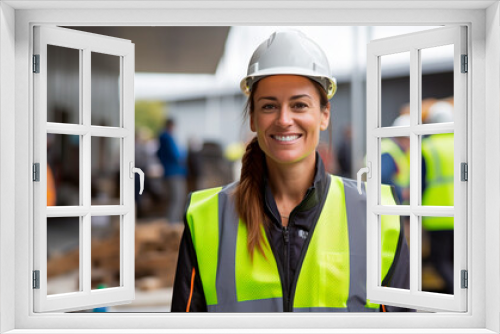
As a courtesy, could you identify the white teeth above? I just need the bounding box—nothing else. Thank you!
[274,135,299,142]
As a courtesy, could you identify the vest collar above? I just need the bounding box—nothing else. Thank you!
[263,152,329,227]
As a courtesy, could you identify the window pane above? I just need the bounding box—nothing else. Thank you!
[47,134,80,206]
[380,215,409,290]
[421,216,454,294]
[91,215,120,289]
[421,133,454,206]
[380,137,410,205]
[380,52,410,128]
[421,45,454,124]
[47,217,80,295]
[91,137,121,205]
[47,45,80,124]
[91,52,121,127]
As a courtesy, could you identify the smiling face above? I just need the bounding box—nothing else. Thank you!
[250,75,330,167]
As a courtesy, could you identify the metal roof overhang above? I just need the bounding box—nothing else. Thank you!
[67,26,229,74]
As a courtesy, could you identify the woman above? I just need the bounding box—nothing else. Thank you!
[171,30,410,312]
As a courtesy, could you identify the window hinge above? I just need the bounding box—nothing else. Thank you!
[461,162,468,181]
[33,270,40,289]
[33,54,40,73]
[461,270,468,289]
[461,54,468,73]
[33,163,40,182]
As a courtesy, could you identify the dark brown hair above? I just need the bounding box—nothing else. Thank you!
[234,78,330,258]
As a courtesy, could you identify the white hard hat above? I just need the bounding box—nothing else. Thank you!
[240,30,337,99]
[426,101,454,124]
[392,114,410,127]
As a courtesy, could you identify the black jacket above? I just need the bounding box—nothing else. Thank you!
[171,155,411,312]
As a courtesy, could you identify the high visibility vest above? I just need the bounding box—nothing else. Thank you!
[185,175,401,312]
[381,138,410,189]
[421,134,454,231]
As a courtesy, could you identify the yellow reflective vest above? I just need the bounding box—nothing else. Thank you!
[421,134,454,231]
[185,175,402,312]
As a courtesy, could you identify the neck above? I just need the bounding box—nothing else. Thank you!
[266,153,316,216]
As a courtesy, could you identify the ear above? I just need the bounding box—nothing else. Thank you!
[320,102,331,131]
[250,112,256,132]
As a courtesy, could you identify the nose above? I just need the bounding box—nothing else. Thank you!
[275,106,293,127]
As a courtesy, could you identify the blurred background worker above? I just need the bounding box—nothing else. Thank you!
[157,118,187,224]
[421,100,455,294]
[381,114,411,204]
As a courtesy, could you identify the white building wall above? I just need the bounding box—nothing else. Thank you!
[168,94,248,151]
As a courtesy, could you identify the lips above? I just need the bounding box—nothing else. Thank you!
[271,134,302,142]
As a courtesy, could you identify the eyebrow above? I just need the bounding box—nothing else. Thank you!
[257,94,312,102]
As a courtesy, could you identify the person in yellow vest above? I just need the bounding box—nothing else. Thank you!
[171,30,410,312]
[421,101,455,294]
[381,114,410,204]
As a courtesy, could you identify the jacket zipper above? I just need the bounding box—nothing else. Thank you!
[283,225,290,311]
[264,187,316,312]
[263,198,289,312]
[287,181,330,313]
[279,190,311,312]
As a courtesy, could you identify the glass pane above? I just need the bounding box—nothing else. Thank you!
[380,52,410,128]
[421,216,454,294]
[380,137,410,205]
[91,52,121,127]
[421,45,454,124]
[91,137,121,205]
[91,215,120,289]
[380,215,409,290]
[420,133,454,206]
[47,217,80,295]
[47,45,80,124]
[47,134,80,206]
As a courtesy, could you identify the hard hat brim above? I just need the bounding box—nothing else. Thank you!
[240,67,337,99]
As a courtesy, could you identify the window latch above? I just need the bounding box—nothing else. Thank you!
[129,162,144,195]
[357,162,371,195]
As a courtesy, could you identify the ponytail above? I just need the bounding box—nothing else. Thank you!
[234,137,268,258]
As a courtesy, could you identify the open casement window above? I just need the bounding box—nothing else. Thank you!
[33,26,136,312]
[365,26,467,312]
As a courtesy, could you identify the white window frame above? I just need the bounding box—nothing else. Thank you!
[1,1,499,333]
[33,25,136,313]
[365,26,467,312]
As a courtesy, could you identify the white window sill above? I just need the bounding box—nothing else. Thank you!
[4,329,498,334]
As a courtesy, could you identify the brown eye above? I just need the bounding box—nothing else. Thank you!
[261,104,277,111]
[293,102,308,109]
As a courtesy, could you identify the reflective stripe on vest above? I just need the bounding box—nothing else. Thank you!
[381,138,410,189]
[421,133,454,231]
[186,176,401,312]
